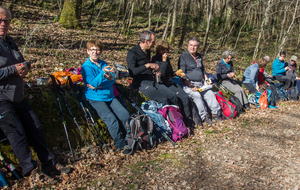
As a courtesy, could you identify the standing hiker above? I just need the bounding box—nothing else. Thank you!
[0,6,70,177]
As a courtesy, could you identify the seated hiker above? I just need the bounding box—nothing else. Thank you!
[151,40,200,126]
[216,50,250,109]
[81,39,130,153]
[272,51,293,90]
[242,56,270,94]
[0,6,70,177]
[178,37,222,126]
[253,56,280,102]
[285,55,300,93]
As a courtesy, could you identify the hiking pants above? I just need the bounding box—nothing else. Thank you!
[243,83,258,94]
[138,80,178,106]
[87,98,129,150]
[183,81,220,120]
[221,80,248,106]
[273,75,295,90]
[0,99,56,175]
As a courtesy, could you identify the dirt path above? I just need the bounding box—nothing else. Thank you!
[9,101,300,189]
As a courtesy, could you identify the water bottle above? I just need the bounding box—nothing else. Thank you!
[0,171,7,187]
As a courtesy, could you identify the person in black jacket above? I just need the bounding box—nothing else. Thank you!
[151,40,201,127]
[216,50,250,109]
[0,6,70,177]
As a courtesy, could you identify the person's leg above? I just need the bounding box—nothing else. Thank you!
[201,90,221,115]
[155,83,178,105]
[109,98,130,136]
[243,83,258,94]
[138,81,170,105]
[222,80,248,105]
[182,85,207,120]
[17,99,56,170]
[87,100,126,150]
[0,100,37,175]
[168,84,194,127]
[274,75,290,90]
[296,80,300,94]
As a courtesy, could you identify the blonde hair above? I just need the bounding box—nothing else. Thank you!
[155,40,170,54]
[86,39,103,51]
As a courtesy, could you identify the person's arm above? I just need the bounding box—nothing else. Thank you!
[151,54,168,77]
[249,67,258,86]
[127,50,158,76]
[82,64,115,89]
[216,61,230,80]
[178,55,188,80]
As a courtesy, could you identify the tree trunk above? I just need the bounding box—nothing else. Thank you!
[178,0,191,48]
[169,0,178,43]
[162,0,172,40]
[128,0,135,29]
[278,5,288,43]
[278,0,299,51]
[154,12,162,32]
[203,0,213,51]
[59,0,82,29]
[253,0,273,61]
[148,0,152,30]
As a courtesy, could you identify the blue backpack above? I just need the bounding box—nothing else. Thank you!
[274,83,288,101]
[255,89,277,109]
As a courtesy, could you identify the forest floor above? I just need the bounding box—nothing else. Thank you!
[3,100,300,189]
[1,1,300,189]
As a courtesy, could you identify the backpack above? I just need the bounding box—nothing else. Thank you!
[255,89,277,109]
[140,101,172,137]
[215,92,237,120]
[258,90,268,109]
[274,83,288,101]
[287,87,298,100]
[158,105,190,142]
[248,93,259,106]
[125,114,156,154]
[229,95,245,114]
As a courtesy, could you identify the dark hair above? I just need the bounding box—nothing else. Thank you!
[279,51,286,57]
[155,40,170,54]
[188,37,200,46]
[140,31,155,42]
[86,39,103,51]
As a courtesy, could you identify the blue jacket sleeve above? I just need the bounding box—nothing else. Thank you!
[82,64,115,89]
[272,60,286,75]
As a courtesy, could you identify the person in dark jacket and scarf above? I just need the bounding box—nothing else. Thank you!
[0,6,70,177]
[216,50,250,109]
[151,40,201,127]
[285,55,300,93]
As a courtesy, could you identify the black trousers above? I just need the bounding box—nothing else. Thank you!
[243,83,258,94]
[0,99,56,175]
[273,75,295,89]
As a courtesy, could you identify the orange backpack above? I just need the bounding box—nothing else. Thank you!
[258,90,268,109]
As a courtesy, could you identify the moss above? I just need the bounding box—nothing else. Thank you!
[58,0,82,29]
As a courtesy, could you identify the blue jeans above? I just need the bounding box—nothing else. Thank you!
[0,99,56,175]
[87,98,129,149]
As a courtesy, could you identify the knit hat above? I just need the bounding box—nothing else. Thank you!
[263,56,270,62]
[291,55,298,62]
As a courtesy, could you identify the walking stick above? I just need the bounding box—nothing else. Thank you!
[50,75,75,161]
[51,76,99,162]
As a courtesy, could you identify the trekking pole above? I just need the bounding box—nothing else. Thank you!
[52,77,100,162]
[50,75,75,161]
[67,77,102,147]
[0,153,21,180]
[115,85,176,147]
[68,77,109,152]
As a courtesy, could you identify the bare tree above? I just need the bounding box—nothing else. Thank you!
[178,0,191,48]
[169,0,178,43]
[203,0,213,51]
[162,0,172,40]
[253,0,273,61]
[148,0,152,30]
[59,0,82,29]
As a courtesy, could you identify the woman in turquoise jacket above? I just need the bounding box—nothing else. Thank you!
[272,51,293,90]
[81,39,129,152]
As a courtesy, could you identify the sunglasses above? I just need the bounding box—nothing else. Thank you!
[0,19,11,25]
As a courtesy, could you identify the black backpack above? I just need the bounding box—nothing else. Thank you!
[125,114,156,155]
[229,95,245,114]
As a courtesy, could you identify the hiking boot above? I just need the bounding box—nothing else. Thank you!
[212,115,222,122]
[244,103,251,110]
[203,116,214,126]
[122,146,134,156]
[42,163,71,176]
[23,162,39,177]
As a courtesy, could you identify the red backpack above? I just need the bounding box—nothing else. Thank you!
[215,91,237,119]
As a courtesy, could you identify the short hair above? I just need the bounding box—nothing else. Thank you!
[222,50,234,59]
[155,40,170,54]
[279,51,286,57]
[86,39,103,51]
[256,58,268,68]
[0,6,11,19]
[140,31,155,42]
[188,37,200,46]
